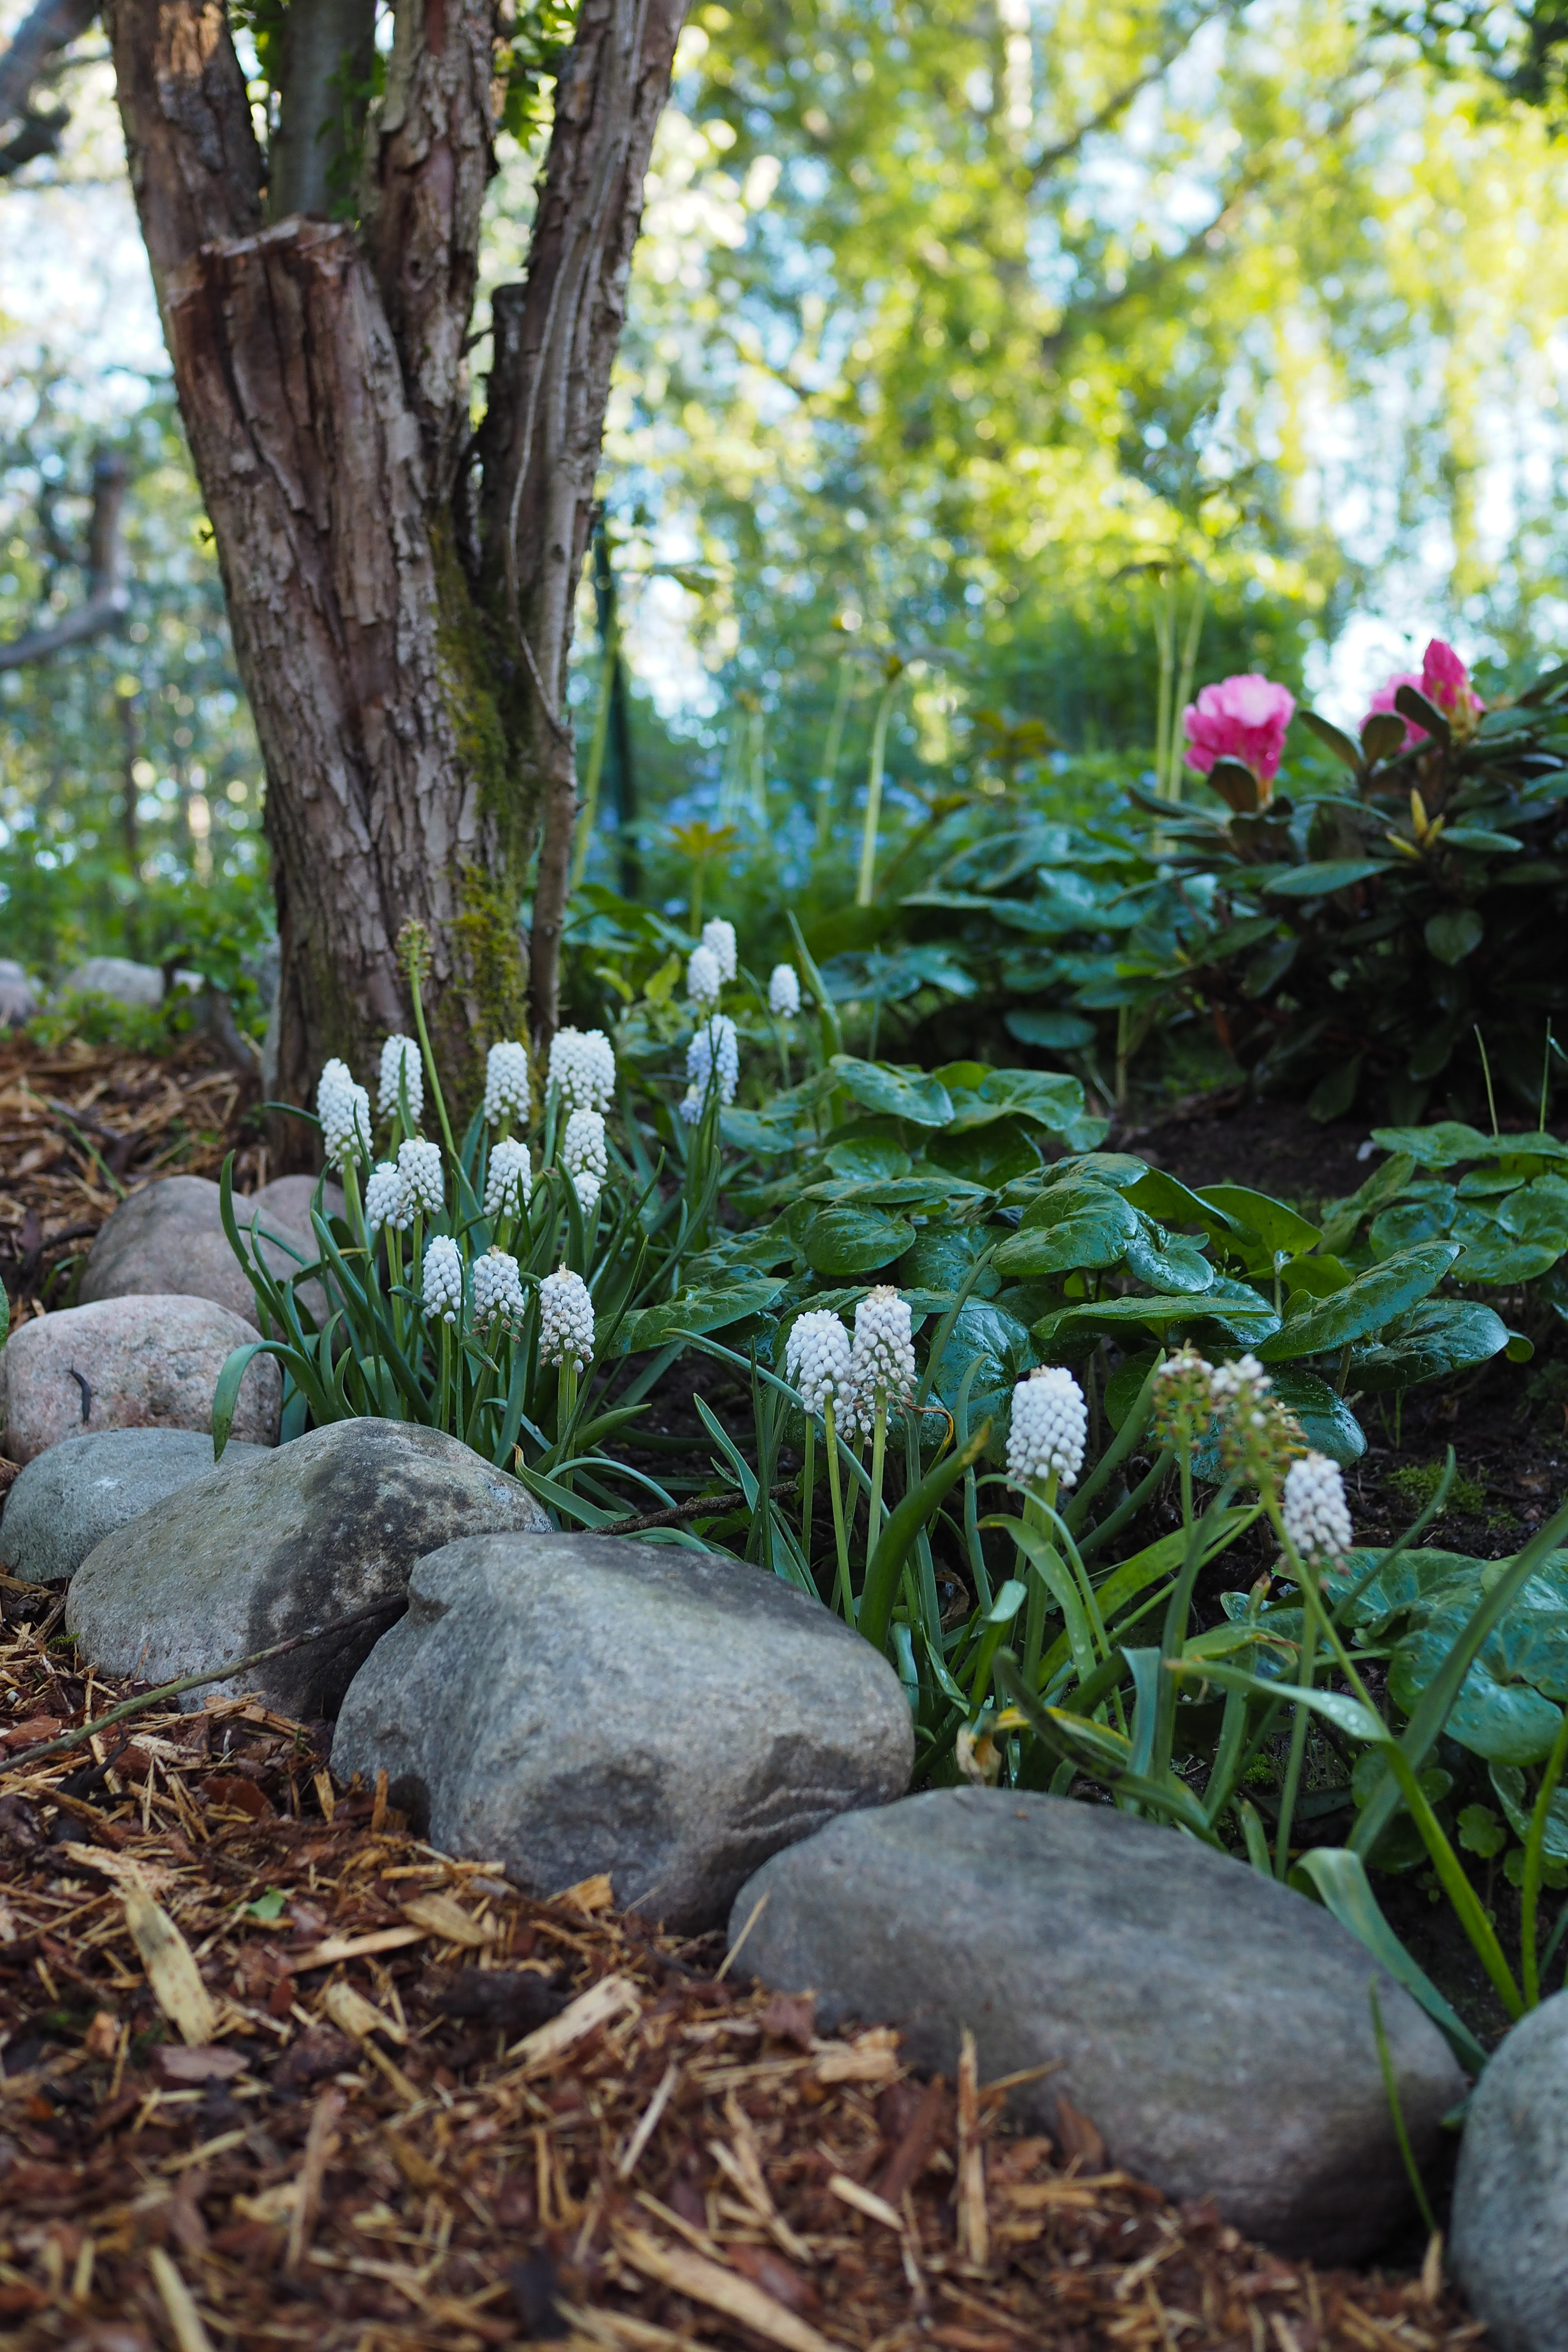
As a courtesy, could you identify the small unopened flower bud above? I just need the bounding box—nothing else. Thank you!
[1007,1365,1087,1489]
[549,1026,617,1114]
[1212,1354,1304,1490]
[538,1263,595,1370]
[473,1246,526,1334]
[483,1039,531,1130]
[687,943,722,1011]
[785,1309,853,1418]
[422,1233,463,1325]
[701,918,738,983]
[377,1034,423,1124]
[397,1135,444,1220]
[768,963,800,1017]
[1152,1344,1216,1451]
[562,1108,608,1184]
[1282,1452,1354,1562]
[850,1287,916,1425]
[484,1136,531,1220]
[396,918,431,985]
[364,1161,403,1230]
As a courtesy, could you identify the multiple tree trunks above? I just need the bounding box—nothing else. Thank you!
[96,0,685,1129]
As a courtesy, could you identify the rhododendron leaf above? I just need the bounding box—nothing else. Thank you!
[1206,756,1262,813]
[1265,858,1392,897]
[1425,908,1484,964]
[1298,708,1364,771]
[1394,682,1451,745]
[1360,711,1409,764]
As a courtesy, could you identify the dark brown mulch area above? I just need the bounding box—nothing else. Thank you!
[0,1607,1487,2352]
[0,1038,265,1319]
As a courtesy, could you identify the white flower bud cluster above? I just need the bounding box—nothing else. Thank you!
[422,1233,464,1325]
[317,1059,371,1169]
[484,1137,531,1220]
[681,1014,740,1122]
[473,1246,527,1335]
[562,1108,607,1214]
[364,1161,403,1230]
[785,1309,854,1418]
[1211,1354,1303,1488]
[1006,1365,1088,1490]
[768,962,800,1017]
[701,918,738,983]
[377,1034,423,1125]
[687,943,722,1011]
[850,1287,916,1422]
[549,1027,616,1115]
[1152,1344,1217,1451]
[538,1263,595,1370]
[1282,1452,1354,1562]
[484,1039,532,1129]
[397,1135,444,1220]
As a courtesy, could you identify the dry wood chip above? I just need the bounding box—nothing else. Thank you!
[291,1923,429,1970]
[401,1889,496,1946]
[615,2224,846,2352]
[322,1976,409,2045]
[829,2172,906,2234]
[121,1871,218,2047]
[814,2027,901,2084]
[148,2245,216,2352]
[512,1970,640,2068]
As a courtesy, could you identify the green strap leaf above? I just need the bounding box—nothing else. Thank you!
[1294,1848,1487,2074]
[859,1420,990,1654]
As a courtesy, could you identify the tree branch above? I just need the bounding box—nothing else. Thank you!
[0,0,97,129]
[102,0,263,300]
[1027,4,1234,185]
[0,450,129,671]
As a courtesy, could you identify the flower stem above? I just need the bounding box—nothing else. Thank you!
[1275,1609,1318,1880]
[825,1395,852,1620]
[868,1399,889,1565]
[1522,1701,1568,2006]
[437,1319,453,1435]
[800,1422,816,1566]
[854,669,899,908]
[408,960,458,1162]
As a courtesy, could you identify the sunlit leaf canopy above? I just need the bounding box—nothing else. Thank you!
[591,0,1568,752]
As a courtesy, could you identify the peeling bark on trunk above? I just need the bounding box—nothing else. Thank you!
[101,0,685,1142]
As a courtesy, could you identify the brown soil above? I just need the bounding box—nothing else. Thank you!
[0,1605,1488,2349]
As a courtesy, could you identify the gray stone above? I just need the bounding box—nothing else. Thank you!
[727,1790,1466,2261]
[79,1175,317,1331]
[56,956,164,1009]
[0,1295,281,1463]
[0,960,38,1025]
[248,1174,344,1229]
[0,1428,271,1585]
[67,1420,550,1720]
[333,1533,913,1931]
[1451,1991,1568,2349]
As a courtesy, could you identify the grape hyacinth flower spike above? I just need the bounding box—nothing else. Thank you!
[1006,1365,1087,1493]
[317,1060,371,1171]
[768,963,800,1017]
[396,1136,444,1222]
[538,1264,595,1371]
[473,1246,526,1336]
[549,1027,616,1115]
[484,1136,531,1221]
[561,1108,608,1214]
[363,1160,403,1231]
[700,917,738,984]
[687,943,722,1013]
[849,1287,915,1555]
[681,1014,740,1122]
[483,1039,531,1131]
[1282,1452,1354,1563]
[422,1234,463,1325]
[785,1308,857,1618]
[378,1033,423,1126]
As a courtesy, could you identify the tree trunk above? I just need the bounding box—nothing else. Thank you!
[102,0,685,1134]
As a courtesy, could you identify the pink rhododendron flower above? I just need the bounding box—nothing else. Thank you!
[1183,675,1296,790]
[1365,640,1484,745]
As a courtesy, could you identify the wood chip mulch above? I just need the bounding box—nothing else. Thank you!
[0,1038,263,1318]
[0,1605,1489,2352]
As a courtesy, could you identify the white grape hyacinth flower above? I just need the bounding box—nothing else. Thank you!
[562,1108,609,1183]
[549,1025,616,1115]
[484,1136,531,1220]
[1007,1365,1088,1490]
[687,942,722,1011]
[377,1033,424,1125]
[701,917,738,984]
[1282,1452,1354,1562]
[363,1160,403,1231]
[849,1287,916,1431]
[538,1263,595,1370]
[318,1063,372,1170]
[397,1135,444,1220]
[684,1014,740,1116]
[473,1246,526,1335]
[483,1038,531,1129]
[785,1309,855,1420]
[422,1233,464,1325]
[768,962,801,1017]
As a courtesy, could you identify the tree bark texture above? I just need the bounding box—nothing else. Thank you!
[101,0,685,1135]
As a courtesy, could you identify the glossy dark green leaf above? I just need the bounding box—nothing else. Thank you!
[1449,1206,1559,1284]
[1265,859,1393,897]
[1394,682,1451,744]
[615,1276,789,1357]
[1425,908,1484,965]
[828,1056,953,1128]
[1361,710,1409,764]
[1003,1008,1097,1050]
[1121,1221,1215,1294]
[1197,1183,1320,1255]
[923,1118,1042,1187]
[933,1300,1037,1455]
[1297,707,1364,770]
[1368,1199,1454,1256]
[1350,1297,1511,1391]
[1369,1122,1493,1167]
[824,1136,911,1182]
[1391,1604,1568,1763]
[1498,1176,1568,1251]
[1491,1762,1568,1860]
[1192,1367,1365,1474]
[1125,1168,1243,1241]
[1257,1242,1459,1360]
[993,1184,1139,1276]
[945,1066,1104,1147]
[801,1205,917,1276]
[1325,1547,1486,1633]
[1032,1287,1280,1358]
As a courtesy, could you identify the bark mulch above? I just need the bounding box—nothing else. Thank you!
[0,1608,1487,2352]
[0,1038,263,1320]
